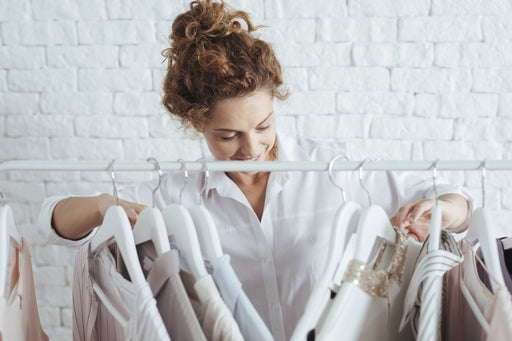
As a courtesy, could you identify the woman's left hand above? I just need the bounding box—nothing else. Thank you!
[390,193,470,242]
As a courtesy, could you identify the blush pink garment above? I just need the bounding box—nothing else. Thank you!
[0,238,49,341]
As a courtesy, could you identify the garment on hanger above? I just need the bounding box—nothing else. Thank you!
[145,249,207,341]
[177,254,243,341]
[476,238,512,294]
[212,254,273,341]
[399,229,463,338]
[313,226,422,341]
[72,242,169,341]
[115,240,206,341]
[0,238,48,341]
[442,240,512,341]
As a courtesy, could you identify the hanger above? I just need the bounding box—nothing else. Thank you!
[132,157,170,256]
[186,160,223,264]
[352,159,396,261]
[428,160,442,252]
[90,159,146,286]
[0,191,22,297]
[464,160,506,292]
[291,154,361,341]
[162,160,207,279]
[317,160,397,341]
[414,160,444,339]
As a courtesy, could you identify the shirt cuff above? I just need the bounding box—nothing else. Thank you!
[37,195,99,248]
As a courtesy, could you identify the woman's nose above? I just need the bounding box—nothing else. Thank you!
[240,135,258,157]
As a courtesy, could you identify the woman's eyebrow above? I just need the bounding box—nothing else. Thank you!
[257,112,274,126]
[213,112,274,132]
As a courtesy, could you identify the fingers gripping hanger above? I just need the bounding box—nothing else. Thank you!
[0,190,22,298]
[291,154,362,341]
[132,158,170,256]
[465,160,506,292]
[187,160,224,264]
[162,160,207,280]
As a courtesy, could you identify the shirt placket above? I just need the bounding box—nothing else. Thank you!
[255,173,288,341]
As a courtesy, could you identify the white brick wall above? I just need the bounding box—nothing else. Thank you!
[1,0,512,339]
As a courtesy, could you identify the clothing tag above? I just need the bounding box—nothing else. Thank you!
[142,256,154,273]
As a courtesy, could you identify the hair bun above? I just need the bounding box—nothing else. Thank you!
[173,0,256,45]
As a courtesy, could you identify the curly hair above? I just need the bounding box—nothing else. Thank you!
[161,0,288,131]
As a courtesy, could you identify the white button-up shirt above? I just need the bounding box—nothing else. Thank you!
[37,133,473,340]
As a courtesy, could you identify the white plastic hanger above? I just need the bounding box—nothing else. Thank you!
[317,160,397,341]
[132,158,170,257]
[90,160,146,286]
[416,160,443,340]
[162,204,208,280]
[186,161,223,264]
[291,155,361,341]
[0,192,22,298]
[464,161,506,292]
[428,160,442,253]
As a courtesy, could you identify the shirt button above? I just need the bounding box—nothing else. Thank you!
[264,257,272,264]
[271,303,279,310]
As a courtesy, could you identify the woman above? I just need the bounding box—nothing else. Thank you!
[38,0,472,339]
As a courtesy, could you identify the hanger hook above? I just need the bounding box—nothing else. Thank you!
[108,159,119,206]
[177,159,189,205]
[358,159,372,206]
[328,154,348,204]
[481,159,486,209]
[199,160,210,205]
[432,159,439,206]
[147,157,162,208]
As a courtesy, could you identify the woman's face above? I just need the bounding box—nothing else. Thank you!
[201,89,277,162]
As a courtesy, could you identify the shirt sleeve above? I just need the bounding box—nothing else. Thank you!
[36,183,148,248]
[36,194,101,248]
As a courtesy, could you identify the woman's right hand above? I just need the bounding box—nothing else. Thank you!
[97,193,147,227]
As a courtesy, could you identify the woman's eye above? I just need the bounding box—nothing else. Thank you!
[220,135,236,141]
[257,125,270,131]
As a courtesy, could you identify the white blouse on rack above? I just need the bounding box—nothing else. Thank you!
[36,132,473,341]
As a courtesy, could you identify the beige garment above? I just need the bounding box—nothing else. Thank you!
[487,287,512,340]
[443,240,512,341]
[0,238,48,341]
[72,242,169,341]
[121,242,206,341]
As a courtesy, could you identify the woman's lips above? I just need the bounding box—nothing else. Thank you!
[233,153,262,161]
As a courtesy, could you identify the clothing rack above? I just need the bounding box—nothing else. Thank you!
[0,160,512,172]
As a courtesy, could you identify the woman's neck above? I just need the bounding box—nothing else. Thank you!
[226,170,270,186]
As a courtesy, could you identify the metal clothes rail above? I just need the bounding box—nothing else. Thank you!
[1,160,512,172]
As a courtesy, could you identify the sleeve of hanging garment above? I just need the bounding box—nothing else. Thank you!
[359,170,474,235]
